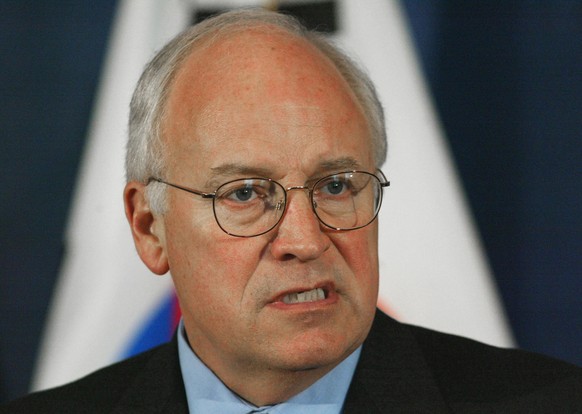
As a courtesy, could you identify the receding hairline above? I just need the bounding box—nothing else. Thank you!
[164,21,317,94]
[156,21,302,146]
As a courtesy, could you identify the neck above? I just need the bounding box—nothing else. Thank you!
[181,319,358,406]
[185,336,343,406]
[220,363,336,406]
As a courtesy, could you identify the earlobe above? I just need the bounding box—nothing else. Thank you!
[123,181,170,275]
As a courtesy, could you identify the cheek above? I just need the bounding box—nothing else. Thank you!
[337,226,378,275]
[164,195,224,276]
[331,226,379,299]
[165,206,264,307]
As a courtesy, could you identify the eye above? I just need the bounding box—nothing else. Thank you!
[318,176,353,197]
[324,180,346,195]
[224,184,260,202]
[218,179,276,205]
[231,186,255,202]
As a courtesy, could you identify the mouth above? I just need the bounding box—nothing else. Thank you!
[270,284,336,309]
[282,287,326,304]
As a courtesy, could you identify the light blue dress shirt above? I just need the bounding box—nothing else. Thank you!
[177,321,361,414]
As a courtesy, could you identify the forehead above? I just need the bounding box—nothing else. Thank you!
[162,25,373,180]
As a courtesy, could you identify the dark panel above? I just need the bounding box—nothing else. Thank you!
[0,0,117,402]
[403,1,582,365]
[194,1,337,33]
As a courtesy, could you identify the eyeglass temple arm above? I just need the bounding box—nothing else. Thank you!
[147,177,216,199]
[375,169,390,187]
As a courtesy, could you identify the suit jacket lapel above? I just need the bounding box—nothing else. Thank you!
[343,311,450,413]
[112,336,189,414]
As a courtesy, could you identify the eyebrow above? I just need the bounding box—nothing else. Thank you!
[206,164,275,188]
[206,156,363,188]
[317,157,362,172]
[209,164,274,178]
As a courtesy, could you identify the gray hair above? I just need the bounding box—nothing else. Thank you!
[126,8,387,214]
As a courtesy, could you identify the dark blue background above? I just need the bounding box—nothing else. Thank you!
[1,1,581,403]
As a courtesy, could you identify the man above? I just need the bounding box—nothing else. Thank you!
[3,8,581,413]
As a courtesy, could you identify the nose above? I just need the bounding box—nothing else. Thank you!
[269,188,330,261]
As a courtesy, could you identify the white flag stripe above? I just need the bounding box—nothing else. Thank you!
[32,0,190,391]
[334,0,513,346]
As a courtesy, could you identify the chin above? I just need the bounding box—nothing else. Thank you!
[269,333,360,372]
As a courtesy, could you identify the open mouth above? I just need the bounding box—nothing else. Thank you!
[282,287,327,304]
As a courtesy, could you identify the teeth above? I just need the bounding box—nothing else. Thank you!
[283,288,325,304]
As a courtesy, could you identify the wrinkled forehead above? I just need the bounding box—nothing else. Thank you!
[197,102,330,131]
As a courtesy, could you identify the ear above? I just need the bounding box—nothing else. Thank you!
[124,181,169,275]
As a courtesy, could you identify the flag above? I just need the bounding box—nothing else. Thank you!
[33,0,513,392]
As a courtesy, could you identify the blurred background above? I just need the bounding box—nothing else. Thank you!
[1,0,581,403]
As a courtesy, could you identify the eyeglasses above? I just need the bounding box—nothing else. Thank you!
[148,170,389,238]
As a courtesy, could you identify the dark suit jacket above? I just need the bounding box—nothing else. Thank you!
[3,311,581,413]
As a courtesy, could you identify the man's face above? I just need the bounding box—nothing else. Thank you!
[158,28,379,385]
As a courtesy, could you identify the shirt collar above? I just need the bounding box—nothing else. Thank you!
[177,320,361,414]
